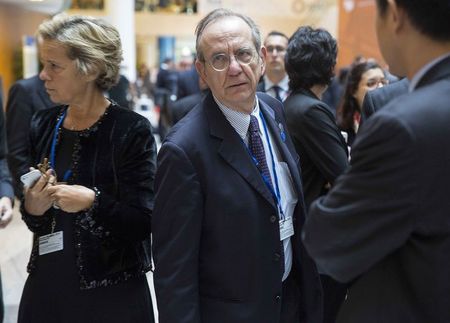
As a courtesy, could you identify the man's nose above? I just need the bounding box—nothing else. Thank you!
[227,55,242,74]
[39,68,50,81]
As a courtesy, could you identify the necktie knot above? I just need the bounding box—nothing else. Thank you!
[249,115,260,134]
[248,114,273,188]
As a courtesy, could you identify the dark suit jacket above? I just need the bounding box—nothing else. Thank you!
[284,89,348,209]
[177,66,200,100]
[303,56,450,323]
[153,92,322,323]
[107,74,130,108]
[5,75,55,197]
[257,77,266,92]
[170,90,209,125]
[0,100,13,200]
[361,77,409,122]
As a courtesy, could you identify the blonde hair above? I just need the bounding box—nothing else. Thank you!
[37,14,122,90]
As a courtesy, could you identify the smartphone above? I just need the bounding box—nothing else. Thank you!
[20,169,42,187]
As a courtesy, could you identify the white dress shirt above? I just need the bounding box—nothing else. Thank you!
[214,95,295,281]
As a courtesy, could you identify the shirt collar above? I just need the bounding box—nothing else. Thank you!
[409,53,450,92]
[264,74,289,93]
[213,94,260,140]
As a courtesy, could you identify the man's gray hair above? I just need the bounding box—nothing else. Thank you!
[195,8,262,62]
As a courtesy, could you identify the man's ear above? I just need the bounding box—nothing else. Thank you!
[259,46,267,75]
[387,0,405,34]
[195,59,207,82]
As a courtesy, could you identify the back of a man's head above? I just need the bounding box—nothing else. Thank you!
[376,0,450,41]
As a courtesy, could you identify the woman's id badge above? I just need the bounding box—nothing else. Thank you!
[39,231,63,255]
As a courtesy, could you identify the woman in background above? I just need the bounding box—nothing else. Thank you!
[19,14,156,323]
[337,60,387,146]
[284,26,349,323]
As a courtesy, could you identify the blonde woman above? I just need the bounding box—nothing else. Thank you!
[19,15,156,322]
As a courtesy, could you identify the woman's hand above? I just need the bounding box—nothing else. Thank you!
[47,184,95,213]
[24,169,56,216]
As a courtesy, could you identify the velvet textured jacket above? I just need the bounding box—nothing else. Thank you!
[21,102,157,289]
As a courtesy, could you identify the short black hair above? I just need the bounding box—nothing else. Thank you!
[265,31,288,42]
[284,26,337,90]
[376,0,450,41]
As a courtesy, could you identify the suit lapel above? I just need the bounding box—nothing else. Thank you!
[204,94,276,208]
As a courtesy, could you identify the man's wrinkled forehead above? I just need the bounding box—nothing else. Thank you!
[200,16,253,47]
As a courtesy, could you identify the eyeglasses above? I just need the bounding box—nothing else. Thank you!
[266,46,286,55]
[206,48,258,72]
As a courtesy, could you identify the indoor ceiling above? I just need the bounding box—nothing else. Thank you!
[0,0,71,14]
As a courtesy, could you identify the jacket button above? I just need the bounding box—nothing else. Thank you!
[270,215,277,223]
[275,295,281,302]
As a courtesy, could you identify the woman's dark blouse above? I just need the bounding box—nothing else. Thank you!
[20,103,157,289]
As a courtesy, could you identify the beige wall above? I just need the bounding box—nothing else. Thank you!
[134,2,338,68]
[0,0,339,96]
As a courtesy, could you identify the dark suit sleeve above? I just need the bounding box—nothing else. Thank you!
[361,90,376,123]
[153,141,202,323]
[0,109,13,200]
[291,104,348,184]
[79,119,156,242]
[302,113,418,283]
[6,82,35,197]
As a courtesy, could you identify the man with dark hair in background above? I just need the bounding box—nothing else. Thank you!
[6,75,55,198]
[0,82,15,323]
[303,0,450,322]
[257,31,290,102]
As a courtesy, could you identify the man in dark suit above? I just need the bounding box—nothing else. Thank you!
[107,74,131,108]
[153,9,322,323]
[0,88,15,323]
[6,75,55,197]
[176,63,201,100]
[170,76,209,125]
[303,1,450,322]
[284,26,349,323]
[256,31,289,102]
[361,77,409,121]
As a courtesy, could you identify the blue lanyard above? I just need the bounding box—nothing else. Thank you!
[259,111,284,219]
[246,112,284,219]
[50,108,73,182]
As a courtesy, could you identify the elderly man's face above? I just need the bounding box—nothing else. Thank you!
[196,16,266,114]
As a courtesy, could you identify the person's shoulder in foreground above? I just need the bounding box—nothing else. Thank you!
[302,0,450,322]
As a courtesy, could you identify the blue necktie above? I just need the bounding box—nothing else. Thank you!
[248,115,273,188]
[248,115,285,279]
[272,85,282,102]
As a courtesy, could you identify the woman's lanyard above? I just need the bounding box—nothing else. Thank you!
[50,108,73,182]
[246,111,285,220]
